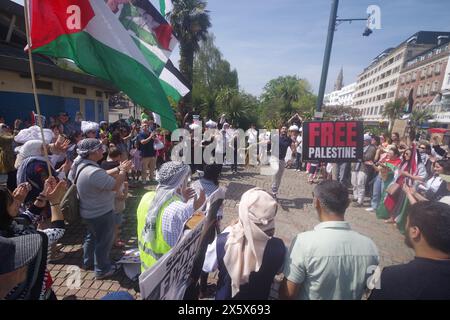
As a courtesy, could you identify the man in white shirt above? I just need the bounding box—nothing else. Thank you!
[246,124,258,166]
[280,180,379,300]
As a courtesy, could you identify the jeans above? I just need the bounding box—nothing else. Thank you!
[295,153,302,170]
[371,174,383,210]
[83,211,115,276]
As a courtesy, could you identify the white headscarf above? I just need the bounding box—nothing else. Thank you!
[16,140,47,185]
[81,121,99,134]
[223,188,278,297]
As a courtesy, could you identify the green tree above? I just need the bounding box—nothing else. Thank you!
[408,109,434,141]
[216,88,258,128]
[382,98,407,134]
[171,0,211,112]
[260,76,316,125]
[192,33,238,120]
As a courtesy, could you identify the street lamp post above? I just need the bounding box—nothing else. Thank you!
[315,0,371,116]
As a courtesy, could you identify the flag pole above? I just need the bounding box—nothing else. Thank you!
[23,0,53,176]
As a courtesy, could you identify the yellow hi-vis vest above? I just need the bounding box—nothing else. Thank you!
[137,192,181,272]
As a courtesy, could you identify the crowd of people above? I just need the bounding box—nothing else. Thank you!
[1,111,450,300]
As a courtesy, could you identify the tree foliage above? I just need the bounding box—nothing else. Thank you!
[259,76,317,128]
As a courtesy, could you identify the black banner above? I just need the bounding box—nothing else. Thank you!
[302,121,364,162]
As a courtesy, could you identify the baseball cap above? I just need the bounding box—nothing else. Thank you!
[0,234,42,275]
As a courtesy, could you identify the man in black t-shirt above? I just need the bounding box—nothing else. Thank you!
[369,201,450,300]
[271,126,294,200]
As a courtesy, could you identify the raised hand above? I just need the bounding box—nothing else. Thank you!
[13,183,31,204]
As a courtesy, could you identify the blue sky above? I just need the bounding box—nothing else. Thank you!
[202,0,450,97]
[12,0,450,97]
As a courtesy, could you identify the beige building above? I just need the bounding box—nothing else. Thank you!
[353,31,450,123]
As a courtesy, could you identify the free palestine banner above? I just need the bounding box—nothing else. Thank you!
[302,121,364,162]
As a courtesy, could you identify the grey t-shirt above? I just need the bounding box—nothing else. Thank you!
[76,160,116,219]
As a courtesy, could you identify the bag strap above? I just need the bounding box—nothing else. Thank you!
[74,163,94,185]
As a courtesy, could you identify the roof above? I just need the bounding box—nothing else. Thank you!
[360,31,450,75]
[0,43,117,91]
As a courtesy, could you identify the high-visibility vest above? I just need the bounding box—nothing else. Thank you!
[136,192,181,272]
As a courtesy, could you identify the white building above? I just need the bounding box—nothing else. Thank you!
[353,31,450,123]
[434,53,450,124]
[324,82,356,107]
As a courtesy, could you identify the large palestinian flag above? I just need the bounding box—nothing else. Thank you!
[27,0,177,131]
[110,0,190,107]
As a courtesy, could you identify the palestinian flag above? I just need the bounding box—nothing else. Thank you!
[159,59,190,106]
[27,0,177,131]
[110,1,190,105]
[395,145,418,234]
[159,0,174,17]
[112,0,177,71]
[376,162,400,220]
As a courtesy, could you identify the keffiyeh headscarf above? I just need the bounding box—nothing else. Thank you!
[142,161,191,243]
[223,188,278,297]
[68,138,103,182]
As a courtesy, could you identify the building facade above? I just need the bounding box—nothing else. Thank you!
[0,0,116,126]
[396,40,449,112]
[353,31,450,123]
[324,82,356,107]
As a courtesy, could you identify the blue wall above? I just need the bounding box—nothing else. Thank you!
[0,91,79,126]
[85,99,96,121]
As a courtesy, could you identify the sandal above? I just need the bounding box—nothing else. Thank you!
[114,240,126,248]
[384,218,396,224]
[49,251,66,262]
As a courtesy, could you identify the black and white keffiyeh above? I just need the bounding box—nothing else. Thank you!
[68,138,103,182]
[143,161,191,243]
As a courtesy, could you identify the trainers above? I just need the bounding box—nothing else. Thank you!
[365,207,375,212]
[95,264,121,280]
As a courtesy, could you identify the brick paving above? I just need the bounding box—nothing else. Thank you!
[49,165,414,300]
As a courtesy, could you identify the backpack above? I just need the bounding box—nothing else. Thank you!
[60,164,93,224]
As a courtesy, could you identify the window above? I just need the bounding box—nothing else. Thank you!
[421,69,426,78]
[431,81,438,93]
[435,63,441,74]
[412,72,417,81]
[406,74,411,83]
[400,76,405,84]
[424,83,430,95]
[427,66,433,77]
[375,106,379,115]
[417,85,422,96]
[36,80,53,91]
[379,106,384,114]
[448,74,450,85]
[73,87,87,95]
[388,91,395,98]
[96,91,103,98]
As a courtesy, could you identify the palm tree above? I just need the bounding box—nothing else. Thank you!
[408,109,434,141]
[171,0,211,113]
[382,98,407,134]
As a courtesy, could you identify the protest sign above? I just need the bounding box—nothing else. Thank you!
[302,121,363,162]
[139,188,226,300]
[139,218,205,300]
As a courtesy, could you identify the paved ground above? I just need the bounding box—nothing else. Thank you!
[49,165,414,300]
